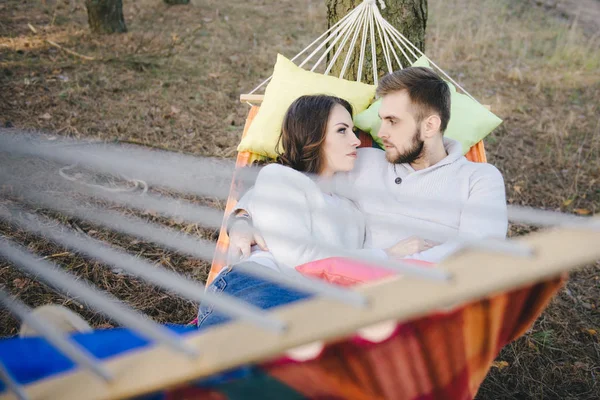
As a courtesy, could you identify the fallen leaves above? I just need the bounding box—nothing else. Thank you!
[574,208,592,216]
[492,360,510,370]
[513,185,523,194]
[561,197,593,216]
[576,328,598,343]
[583,328,597,336]
[163,105,181,119]
[562,198,574,207]
[527,339,538,351]
[12,278,29,289]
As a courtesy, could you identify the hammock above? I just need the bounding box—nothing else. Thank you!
[208,0,489,284]
[207,108,488,285]
[1,1,599,399]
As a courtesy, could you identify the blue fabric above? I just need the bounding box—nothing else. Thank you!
[198,263,313,328]
[0,325,195,393]
[0,263,312,395]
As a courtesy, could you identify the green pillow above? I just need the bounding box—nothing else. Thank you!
[354,98,384,148]
[353,57,503,154]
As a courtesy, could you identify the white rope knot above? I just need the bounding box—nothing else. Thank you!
[363,0,386,8]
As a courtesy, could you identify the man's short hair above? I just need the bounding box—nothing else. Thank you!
[376,67,451,133]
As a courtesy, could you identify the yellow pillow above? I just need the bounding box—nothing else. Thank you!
[238,54,376,158]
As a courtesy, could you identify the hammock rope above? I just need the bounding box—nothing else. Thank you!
[0,131,599,400]
[247,0,477,101]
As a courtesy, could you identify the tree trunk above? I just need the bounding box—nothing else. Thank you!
[85,0,127,34]
[326,0,427,84]
[164,0,190,4]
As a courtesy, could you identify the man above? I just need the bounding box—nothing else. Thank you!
[229,67,507,263]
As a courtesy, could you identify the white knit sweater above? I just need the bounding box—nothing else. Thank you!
[334,138,508,262]
[246,163,386,269]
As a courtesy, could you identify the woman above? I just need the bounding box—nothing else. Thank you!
[243,95,389,271]
[198,95,419,328]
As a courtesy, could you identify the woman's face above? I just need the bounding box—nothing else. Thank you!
[321,104,361,177]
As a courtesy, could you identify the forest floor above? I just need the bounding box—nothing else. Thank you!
[1,0,599,398]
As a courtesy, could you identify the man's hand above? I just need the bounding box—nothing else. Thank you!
[227,219,268,264]
[385,236,440,259]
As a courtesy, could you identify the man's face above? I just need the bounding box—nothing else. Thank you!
[377,90,424,165]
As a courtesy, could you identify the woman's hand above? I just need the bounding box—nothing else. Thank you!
[385,236,440,258]
[227,219,268,263]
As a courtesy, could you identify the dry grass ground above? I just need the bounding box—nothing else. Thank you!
[1,0,599,398]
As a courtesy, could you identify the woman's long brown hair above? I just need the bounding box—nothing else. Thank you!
[275,95,353,174]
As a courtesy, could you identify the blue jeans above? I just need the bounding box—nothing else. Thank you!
[197,262,313,329]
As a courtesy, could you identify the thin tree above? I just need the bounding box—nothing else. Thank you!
[325,0,427,83]
[85,0,127,34]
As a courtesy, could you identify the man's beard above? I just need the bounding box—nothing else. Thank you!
[386,128,425,165]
